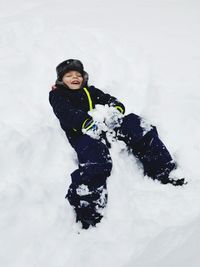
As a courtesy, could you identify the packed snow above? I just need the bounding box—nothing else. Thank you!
[1,0,200,266]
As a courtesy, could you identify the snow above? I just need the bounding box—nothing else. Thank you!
[1,0,200,266]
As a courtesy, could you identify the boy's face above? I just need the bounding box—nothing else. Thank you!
[62,70,83,90]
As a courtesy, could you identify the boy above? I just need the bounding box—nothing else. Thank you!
[49,59,185,229]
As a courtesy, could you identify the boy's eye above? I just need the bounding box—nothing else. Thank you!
[64,72,82,78]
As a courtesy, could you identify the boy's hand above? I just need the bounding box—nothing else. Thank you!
[82,118,102,139]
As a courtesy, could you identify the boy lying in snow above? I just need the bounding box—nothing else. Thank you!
[49,59,186,229]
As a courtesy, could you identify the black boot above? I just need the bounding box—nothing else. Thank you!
[154,168,187,186]
[159,176,187,186]
[75,205,103,229]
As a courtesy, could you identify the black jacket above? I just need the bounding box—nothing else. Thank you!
[49,84,125,146]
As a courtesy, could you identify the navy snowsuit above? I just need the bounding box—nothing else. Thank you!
[49,84,175,228]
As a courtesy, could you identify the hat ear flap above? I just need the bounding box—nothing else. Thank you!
[55,79,64,86]
[83,71,89,86]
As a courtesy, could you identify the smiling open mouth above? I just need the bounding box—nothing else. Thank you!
[71,81,80,84]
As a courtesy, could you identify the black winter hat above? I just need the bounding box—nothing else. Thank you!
[56,59,85,81]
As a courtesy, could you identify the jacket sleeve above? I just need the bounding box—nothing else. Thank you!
[49,90,91,131]
[92,86,125,114]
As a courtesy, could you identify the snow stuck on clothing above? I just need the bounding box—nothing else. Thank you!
[1,0,200,266]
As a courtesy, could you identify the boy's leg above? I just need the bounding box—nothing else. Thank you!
[66,134,112,228]
[116,113,177,183]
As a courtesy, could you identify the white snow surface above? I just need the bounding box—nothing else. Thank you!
[1,0,200,266]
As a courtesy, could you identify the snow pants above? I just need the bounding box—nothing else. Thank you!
[66,113,176,228]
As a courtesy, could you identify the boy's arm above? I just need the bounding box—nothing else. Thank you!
[49,89,91,131]
[92,86,125,114]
